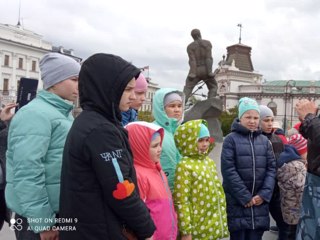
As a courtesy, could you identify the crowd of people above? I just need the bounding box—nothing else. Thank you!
[0,51,319,240]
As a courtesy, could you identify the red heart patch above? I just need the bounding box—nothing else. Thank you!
[123,180,135,196]
[113,182,128,200]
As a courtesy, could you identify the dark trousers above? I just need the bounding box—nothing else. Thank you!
[14,214,40,240]
[286,225,297,240]
[0,189,5,230]
[270,183,293,240]
[230,229,264,240]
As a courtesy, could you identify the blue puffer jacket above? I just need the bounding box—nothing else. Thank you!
[221,119,276,232]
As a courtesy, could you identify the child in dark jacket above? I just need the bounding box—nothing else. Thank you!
[277,145,306,240]
[259,105,291,239]
[59,54,155,240]
[221,97,276,240]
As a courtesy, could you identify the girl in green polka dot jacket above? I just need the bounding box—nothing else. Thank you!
[173,119,229,240]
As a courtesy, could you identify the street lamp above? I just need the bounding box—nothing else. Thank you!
[283,80,297,133]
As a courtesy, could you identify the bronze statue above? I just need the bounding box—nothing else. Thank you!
[183,29,217,102]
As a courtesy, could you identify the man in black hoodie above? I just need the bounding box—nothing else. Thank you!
[59,53,155,240]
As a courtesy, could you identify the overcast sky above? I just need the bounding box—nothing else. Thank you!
[1,0,320,91]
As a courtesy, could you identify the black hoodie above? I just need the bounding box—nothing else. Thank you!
[59,54,155,240]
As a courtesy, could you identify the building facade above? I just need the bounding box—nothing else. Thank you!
[215,42,320,131]
[215,43,263,110]
[240,80,320,130]
[141,77,160,112]
[0,23,81,107]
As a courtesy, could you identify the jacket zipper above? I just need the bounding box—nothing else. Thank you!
[249,132,256,230]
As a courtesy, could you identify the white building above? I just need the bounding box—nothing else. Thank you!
[141,77,160,112]
[242,80,320,130]
[215,43,263,110]
[215,42,320,131]
[0,23,81,106]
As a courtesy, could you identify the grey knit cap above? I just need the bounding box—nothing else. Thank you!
[40,52,80,90]
[259,105,274,120]
[164,92,182,106]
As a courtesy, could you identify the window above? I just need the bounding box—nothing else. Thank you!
[18,58,23,69]
[3,78,9,95]
[4,55,9,66]
[32,60,36,71]
[267,101,277,116]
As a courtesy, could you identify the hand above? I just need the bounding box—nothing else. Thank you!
[244,199,255,208]
[181,234,192,240]
[295,99,318,121]
[122,227,138,240]
[40,229,59,240]
[0,103,17,122]
[252,195,264,206]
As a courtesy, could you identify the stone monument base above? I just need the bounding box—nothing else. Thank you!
[184,98,223,142]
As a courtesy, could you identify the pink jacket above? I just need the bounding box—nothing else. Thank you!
[126,122,177,240]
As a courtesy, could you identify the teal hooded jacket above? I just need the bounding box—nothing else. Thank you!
[152,88,183,192]
[5,90,73,233]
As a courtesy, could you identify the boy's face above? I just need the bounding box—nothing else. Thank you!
[149,135,162,163]
[119,78,136,112]
[260,116,274,133]
[130,91,146,110]
[164,100,183,121]
[197,137,210,153]
[50,76,79,102]
[240,110,260,131]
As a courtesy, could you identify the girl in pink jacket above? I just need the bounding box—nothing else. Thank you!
[126,121,178,240]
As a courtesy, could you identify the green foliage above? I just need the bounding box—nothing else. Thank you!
[138,111,154,122]
[219,106,238,136]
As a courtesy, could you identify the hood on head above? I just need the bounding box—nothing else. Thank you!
[152,88,185,129]
[79,53,140,122]
[126,121,164,169]
[277,144,302,168]
[174,119,214,157]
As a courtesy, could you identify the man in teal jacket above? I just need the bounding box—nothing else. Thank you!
[5,52,80,240]
[152,88,184,192]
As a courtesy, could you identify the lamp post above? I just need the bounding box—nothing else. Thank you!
[283,80,296,133]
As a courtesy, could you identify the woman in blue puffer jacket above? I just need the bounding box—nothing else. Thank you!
[221,97,276,240]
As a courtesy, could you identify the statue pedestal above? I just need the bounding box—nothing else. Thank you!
[184,98,224,142]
